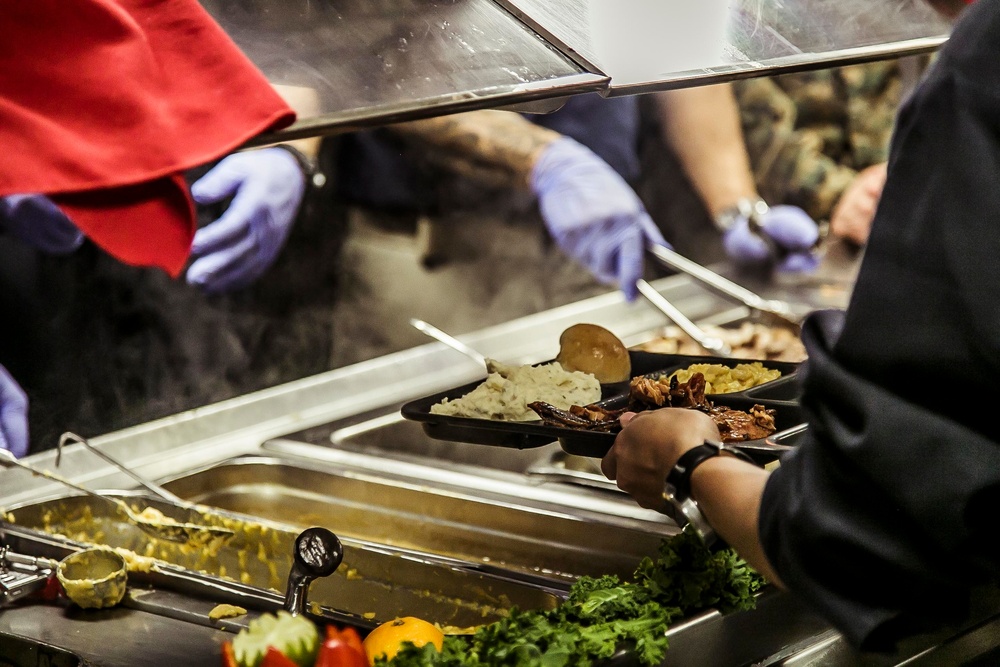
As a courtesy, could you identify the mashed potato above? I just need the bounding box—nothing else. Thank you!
[431,359,601,421]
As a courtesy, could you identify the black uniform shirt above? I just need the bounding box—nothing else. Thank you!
[759,0,1000,651]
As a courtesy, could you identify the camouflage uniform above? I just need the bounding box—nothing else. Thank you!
[733,60,908,222]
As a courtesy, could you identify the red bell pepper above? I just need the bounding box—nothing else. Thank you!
[221,642,238,667]
[261,646,301,667]
[315,626,367,667]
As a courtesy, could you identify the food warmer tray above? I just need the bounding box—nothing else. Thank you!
[402,351,803,458]
[1,492,563,630]
[0,497,836,667]
[156,456,670,586]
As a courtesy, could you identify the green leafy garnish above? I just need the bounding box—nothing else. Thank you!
[383,530,765,667]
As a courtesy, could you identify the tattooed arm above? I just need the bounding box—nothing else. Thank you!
[390,110,563,189]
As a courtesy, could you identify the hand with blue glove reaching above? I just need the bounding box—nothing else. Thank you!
[0,194,84,255]
[186,147,306,294]
[721,202,821,273]
[0,365,28,458]
[656,86,821,274]
[530,138,667,301]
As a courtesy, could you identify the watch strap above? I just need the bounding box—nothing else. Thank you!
[666,442,720,500]
[274,144,327,189]
[662,440,758,548]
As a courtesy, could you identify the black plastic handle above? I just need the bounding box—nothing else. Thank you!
[283,527,343,615]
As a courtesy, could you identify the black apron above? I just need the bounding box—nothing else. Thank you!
[760,0,1000,651]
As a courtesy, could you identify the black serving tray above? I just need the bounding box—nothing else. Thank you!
[402,352,802,457]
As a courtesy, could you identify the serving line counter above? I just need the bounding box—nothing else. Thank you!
[3,246,999,666]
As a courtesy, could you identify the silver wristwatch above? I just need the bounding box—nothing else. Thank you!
[661,440,757,547]
[662,487,719,547]
[714,197,769,233]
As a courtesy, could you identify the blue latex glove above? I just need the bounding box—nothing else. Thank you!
[722,205,820,273]
[531,138,668,301]
[0,194,84,255]
[186,147,305,293]
[0,364,28,458]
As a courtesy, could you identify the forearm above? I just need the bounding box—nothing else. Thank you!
[390,110,563,189]
[656,85,758,217]
[271,84,322,160]
[690,456,783,585]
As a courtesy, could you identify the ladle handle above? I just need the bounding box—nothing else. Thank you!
[283,527,343,616]
[409,318,488,367]
[57,432,185,505]
[0,449,132,515]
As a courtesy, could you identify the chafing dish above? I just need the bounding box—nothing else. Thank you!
[158,456,669,585]
[2,492,561,629]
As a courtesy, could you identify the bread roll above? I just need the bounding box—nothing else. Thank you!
[556,323,631,384]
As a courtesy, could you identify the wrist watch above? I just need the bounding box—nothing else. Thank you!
[662,440,757,547]
[713,197,769,233]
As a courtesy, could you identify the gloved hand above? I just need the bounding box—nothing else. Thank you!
[531,138,667,301]
[0,364,29,458]
[722,205,820,273]
[186,147,306,294]
[0,194,84,255]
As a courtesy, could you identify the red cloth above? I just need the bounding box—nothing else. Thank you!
[0,0,295,276]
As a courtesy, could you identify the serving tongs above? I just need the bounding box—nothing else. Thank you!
[0,545,58,607]
[56,432,185,505]
[647,244,803,333]
[635,279,732,358]
[0,448,233,546]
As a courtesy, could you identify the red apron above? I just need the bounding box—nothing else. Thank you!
[0,0,295,276]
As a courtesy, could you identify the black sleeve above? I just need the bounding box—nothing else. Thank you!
[758,0,1000,652]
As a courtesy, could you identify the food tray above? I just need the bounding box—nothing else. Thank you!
[527,423,810,491]
[402,352,802,458]
[159,456,670,585]
[1,493,562,629]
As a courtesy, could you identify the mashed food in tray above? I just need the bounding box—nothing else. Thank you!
[431,359,601,421]
[668,362,781,394]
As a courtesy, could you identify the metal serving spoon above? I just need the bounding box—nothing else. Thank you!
[409,318,488,366]
[0,449,233,546]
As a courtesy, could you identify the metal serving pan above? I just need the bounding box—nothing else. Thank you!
[157,457,668,585]
[1,493,561,629]
[402,352,801,457]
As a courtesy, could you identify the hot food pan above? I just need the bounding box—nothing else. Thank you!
[402,351,801,456]
[1,492,562,629]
